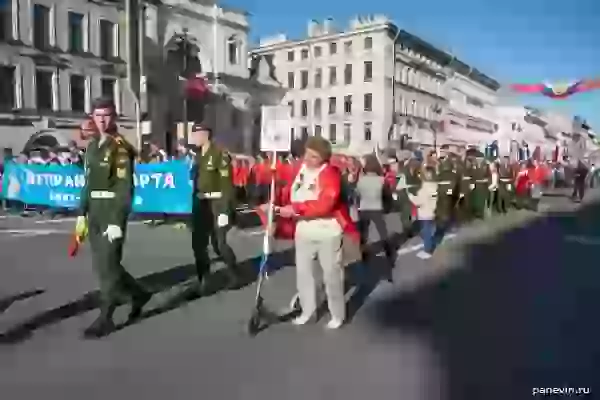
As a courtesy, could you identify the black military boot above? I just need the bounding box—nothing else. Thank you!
[127,290,152,322]
[83,308,116,339]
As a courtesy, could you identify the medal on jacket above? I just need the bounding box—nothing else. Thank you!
[207,156,213,167]
[103,151,110,162]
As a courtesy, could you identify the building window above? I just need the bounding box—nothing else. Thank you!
[35,69,53,111]
[364,122,372,141]
[99,19,116,59]
[287,51,294,62]
[314,98,321,117]
[411,99,416,115]
[287,101,294,117]
[287,71,294,88]
[344,40,352,54]
[0,66,15,110]
[329,124,337,143]
[101,77,115,101]
[364,93,372,111]
[329,66,337,85]
[227,36,240,65]
[343,123,351,143]
[466,96,484,107]
[344,64,352,85]
[314,46,322,58]
[70,75,85,112]
[33,4,51,49]
[0,0,12,42]
[329,42,337,55]
[364,61,372,82]
[328,97,336,115]
[231,108,241,129]
[314,68,322,88]
[364,36,372,49]
[401,67,408,84]
[68,12,84,53]
[301,100,308,117]
[290,127,295,138]
[301,126,309,140]
[314,125,322,137]
[344,95,352,114]
[301,48,309,59]
[300,70,308,89]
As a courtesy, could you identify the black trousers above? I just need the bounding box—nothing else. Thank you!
[572,178,586,201]
[191,199,238,280]
[357,210,393,259]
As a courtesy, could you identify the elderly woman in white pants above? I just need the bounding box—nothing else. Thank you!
[275,137,359,330]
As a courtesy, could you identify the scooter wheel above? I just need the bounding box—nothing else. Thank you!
[289,293,301,312]
[247,313,261,336]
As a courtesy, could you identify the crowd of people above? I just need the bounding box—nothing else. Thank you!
[0,112,596,335]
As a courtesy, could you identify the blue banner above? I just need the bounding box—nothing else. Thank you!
[1,161,193,214]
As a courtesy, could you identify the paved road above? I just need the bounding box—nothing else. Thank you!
[0,191,597,400]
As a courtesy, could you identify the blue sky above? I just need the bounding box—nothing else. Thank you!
[228,0,600,130]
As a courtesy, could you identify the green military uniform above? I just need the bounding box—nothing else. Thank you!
[497,160,514,213]
[191,143,240,288]
[435,157,458,226]
[80,132,150,337]
[469,158,490,219]
[456,157,474,222]
[396,163,421,237]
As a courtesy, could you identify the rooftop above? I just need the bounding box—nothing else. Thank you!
[393,28,500,92]
[254,16,500,92]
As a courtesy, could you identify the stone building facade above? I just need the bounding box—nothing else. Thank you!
[0,0,284,155]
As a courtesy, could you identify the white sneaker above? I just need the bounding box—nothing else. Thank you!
[292,314,311,326]
[416,250,432,260]
[325,318,344,330]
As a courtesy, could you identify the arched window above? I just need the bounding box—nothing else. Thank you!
[228,35,241,65]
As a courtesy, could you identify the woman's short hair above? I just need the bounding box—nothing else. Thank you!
[362,154,383,175]
[304,136,332,161]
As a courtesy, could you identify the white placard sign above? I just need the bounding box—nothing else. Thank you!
[260,105,292,152]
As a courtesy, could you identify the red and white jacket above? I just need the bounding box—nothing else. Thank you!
[255,162,359,242]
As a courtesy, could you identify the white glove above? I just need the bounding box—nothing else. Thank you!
[469,183,475,190]
[217,214,229,227]
[103,225,123,242]
[506,184,512,191]
[392,193,398,200]
[446,189,453,195]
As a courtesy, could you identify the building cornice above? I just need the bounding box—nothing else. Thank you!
[252,23,393,53]
[164,4,250,33]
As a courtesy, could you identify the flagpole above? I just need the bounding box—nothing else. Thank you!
[182,28,189,143]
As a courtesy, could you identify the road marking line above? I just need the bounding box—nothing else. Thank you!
[396,233,457,256]
[0,228,68,238]
[245,229,265,236]
[564,235,600,245]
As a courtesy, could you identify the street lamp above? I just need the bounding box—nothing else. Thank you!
[430,104,443,150]
[173,28,191,142]
[390,26,401,144]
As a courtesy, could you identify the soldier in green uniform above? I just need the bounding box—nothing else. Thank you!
[469,156,490,219]
[457,155,474,222]
[189,124,241,291]
[435,151,458,233]
[77,98,151,338]
[495,157,513,213]
[395,158,421,238]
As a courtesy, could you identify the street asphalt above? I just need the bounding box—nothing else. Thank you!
[0,190,598,400]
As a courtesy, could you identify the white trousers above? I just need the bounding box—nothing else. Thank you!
[294,234,345,322]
